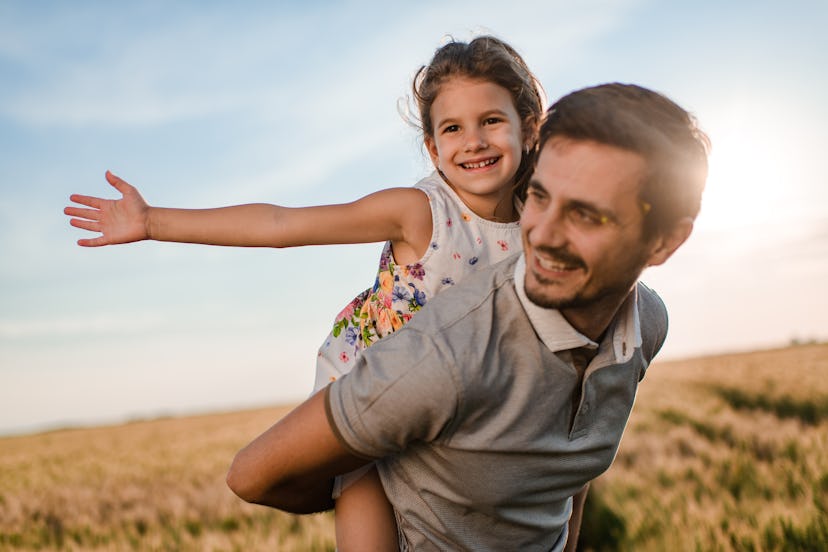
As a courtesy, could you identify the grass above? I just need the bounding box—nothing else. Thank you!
[0,406,335,551]
[713,386,828,426]
[2,342,826,550]
[577,342,828,552]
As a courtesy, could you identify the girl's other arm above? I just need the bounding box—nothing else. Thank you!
[226,389,369,514]
[565,483,589,552]
[65,171,432,255]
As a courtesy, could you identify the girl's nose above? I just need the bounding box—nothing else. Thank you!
[464,128,488,152]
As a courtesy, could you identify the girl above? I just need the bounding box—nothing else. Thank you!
[65,35,545,551]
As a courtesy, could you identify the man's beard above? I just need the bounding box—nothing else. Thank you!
[523,245,648,310]
[524,273,635,310]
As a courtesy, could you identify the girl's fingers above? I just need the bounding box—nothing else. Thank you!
[69,218,101,233]
[64,206,100,221]
[68,194,103,209]
[105,170,133,194]
[77,236,108,247]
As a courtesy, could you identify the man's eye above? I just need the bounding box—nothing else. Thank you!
[570,207,606,226]
[526,189,547,204]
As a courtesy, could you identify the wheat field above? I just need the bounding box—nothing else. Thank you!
[2,343,826,551]
[581,342,828,551]
[0,406,335,551]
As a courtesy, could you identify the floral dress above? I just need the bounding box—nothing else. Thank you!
[313,171,522,391]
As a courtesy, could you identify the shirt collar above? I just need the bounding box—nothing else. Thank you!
[513,254,641,363]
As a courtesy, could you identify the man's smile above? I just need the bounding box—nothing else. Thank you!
[531,247,586,275]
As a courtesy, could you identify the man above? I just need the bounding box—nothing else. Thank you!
[226,83,709,551]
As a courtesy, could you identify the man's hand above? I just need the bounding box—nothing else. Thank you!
[64,171,150,247]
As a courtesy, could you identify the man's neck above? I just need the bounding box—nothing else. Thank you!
[560,287,636,343]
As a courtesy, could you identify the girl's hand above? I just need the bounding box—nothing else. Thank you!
[64,171,151,247]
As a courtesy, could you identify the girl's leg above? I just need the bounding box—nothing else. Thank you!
[335,466,399,552]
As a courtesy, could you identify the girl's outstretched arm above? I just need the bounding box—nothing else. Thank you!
[65,171,433,257]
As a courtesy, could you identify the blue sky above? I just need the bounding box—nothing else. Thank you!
[1,0,826,435]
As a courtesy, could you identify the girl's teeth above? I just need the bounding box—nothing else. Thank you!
[463,158,497,169]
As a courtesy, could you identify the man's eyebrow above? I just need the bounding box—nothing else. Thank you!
[569,199,620,224]
[527,179,545,193]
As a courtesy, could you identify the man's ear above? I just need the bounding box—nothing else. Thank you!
[424,136,440,169]
[646,217,694,267]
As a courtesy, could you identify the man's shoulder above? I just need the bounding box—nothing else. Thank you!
[636,281,667,322]
[635,281,669,360]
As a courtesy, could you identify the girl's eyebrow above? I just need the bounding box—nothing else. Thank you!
[434,116,458,129]
[435,108,510,128]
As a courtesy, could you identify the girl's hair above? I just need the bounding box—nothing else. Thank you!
[411,35,546,200]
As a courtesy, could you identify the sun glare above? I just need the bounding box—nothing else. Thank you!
[698,126,786,232]
[691,94,822,236]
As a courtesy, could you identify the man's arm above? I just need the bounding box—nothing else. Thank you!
[226,389,370,514]
[565,483,590,552]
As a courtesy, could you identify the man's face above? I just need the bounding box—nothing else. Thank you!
[521,138,661,329]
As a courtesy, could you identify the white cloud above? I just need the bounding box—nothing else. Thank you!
[0,0,647,128]
[1,4,310,127]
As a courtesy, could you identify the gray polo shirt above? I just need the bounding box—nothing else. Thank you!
[326,254,668,551]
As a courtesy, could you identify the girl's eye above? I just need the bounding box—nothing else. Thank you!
[483,117,501,125]
[443,124,460,134]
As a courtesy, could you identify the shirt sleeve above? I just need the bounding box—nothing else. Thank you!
[325,326,460,459]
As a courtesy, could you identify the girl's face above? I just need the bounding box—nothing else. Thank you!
[425,77,528,221]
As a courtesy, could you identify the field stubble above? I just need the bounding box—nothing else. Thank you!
[2,343,826,551]
[0,406,334,551]
[579,342,828,551]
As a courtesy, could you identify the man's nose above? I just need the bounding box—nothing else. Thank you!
[529,205,568,248]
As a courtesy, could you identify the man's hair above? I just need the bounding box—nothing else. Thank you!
[539,83,710,238]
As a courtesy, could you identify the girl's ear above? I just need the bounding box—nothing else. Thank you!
[522,115,540,152]
[424,135,440,169]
